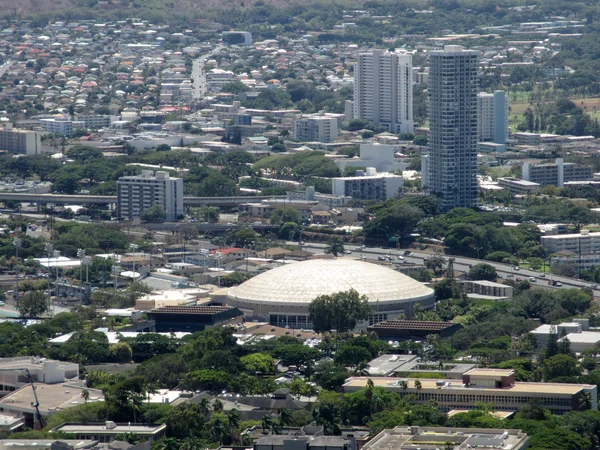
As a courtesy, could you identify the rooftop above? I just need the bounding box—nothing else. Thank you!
[369,320,456,331]
[0,440,97,450]
[52,422,167,435]
[343,376,592,395]
[148,305,238,315]
[0,383,104,415]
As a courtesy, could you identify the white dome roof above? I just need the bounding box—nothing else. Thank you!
[228,258,433,306]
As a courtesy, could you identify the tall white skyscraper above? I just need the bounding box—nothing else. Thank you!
[353,50,414,134]
[477,91,508,144]
[426,45,480,212]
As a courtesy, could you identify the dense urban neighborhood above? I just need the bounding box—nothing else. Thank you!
[2,1,600,450]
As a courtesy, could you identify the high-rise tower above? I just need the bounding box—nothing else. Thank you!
[353,50,414,134]
[426,45,480,211]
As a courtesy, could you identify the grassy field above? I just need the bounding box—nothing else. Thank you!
[509,95,600,127]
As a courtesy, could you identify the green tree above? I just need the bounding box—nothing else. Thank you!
[240,353,275,374]
[140,204,167,223]
[270,207,301,225]
[325,237,345,257]
[544,354,581,381]
[110,342,133,363]
[467,263,498,281]
[308,289,372,333]
[17,290,48,317]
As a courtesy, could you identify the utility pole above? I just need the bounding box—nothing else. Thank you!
[13,237,21,306]
[45,243,53,306]
[77,249,85,302]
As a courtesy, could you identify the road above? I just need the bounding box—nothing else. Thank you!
[293,242,598,294]
[0,60,14,78]
[192,45,222,100]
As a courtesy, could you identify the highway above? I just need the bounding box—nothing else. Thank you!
[0,193,285,207]
[294,242,598,294]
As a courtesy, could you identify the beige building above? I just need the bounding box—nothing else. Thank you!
[343,369,597,415]
[0,123,42,155]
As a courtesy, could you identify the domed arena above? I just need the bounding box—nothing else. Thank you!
[227,258,435,329]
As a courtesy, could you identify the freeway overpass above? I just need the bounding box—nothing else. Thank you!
[0,193,284,207]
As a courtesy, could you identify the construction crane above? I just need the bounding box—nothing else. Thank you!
[0,368,44,428]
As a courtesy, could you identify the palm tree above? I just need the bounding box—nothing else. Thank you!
[399,380,408,391]
[145,383,159,425]
[262,415,274,434]
[581,391,593,410]
[353,362,370,376]
[80,389,90,406]
[414,380,422,389]
[199,397,211,418]
[279,407,292,427]
[180,437,203,450]
[213,398,224,413]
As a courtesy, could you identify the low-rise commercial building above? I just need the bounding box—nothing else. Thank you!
[334,143,409,173]
[363,426,528,450]
[146,305,243,332]
[0,357,79,394]
[73,114,111,129]
[51,421,167,443]
[39,118,85,137]
[343,369,597,415]
[461,280,514,299]
[367,320,462,340]
[332,168,403,202]
[497,177,540,194]
[255,434,354,450]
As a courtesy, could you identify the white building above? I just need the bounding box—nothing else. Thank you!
[0,123,42,155]
[0,357,79,393]
[426,45,479,211]
[353,49,414,134]
[206,69,235,93]
[117,170,183,222]
[541,229,600,254]
[477,91,508,144]
[293,113,338,143]
[73,114,111,129]
[39,118,85,137]
[332,167,403,201]
[335,143,409,173]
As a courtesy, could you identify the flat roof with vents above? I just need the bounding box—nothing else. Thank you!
[149,305,235,315]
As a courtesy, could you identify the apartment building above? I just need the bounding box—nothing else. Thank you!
[39,118,85,137]
[0,123,42,155]
[293,114,339,143]
[117,171,183,222]
[426,45,479,211]
[344,368,597,415]
[477,91,508,144]
[73,114,111,129]
[332,167,403,202]
[206,69,235,92]
[353,49,414,134]
[541,230,600,254]
[522,157,593,187]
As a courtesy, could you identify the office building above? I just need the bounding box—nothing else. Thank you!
[39,118,85,137]
[332,167,403,202]
[461,280,514,299]
[293,114,339,143]
[529,319,600,352]
[367,320,462,340]
[523,157,593,187]
[0,123,42,155]
[353,50,414,134]
[426,45,479,211]
[344,368,597,415]
[117,171,183,222]
[222,31,253,45]
[363,426,528,450]
[477,91,508,144]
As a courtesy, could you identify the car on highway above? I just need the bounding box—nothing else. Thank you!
[514,266,520,271]
[539,272,546,278]
[344,250,352,254]
[378,256,386,261]
[528,277,536,282]
[398,255,405,260]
